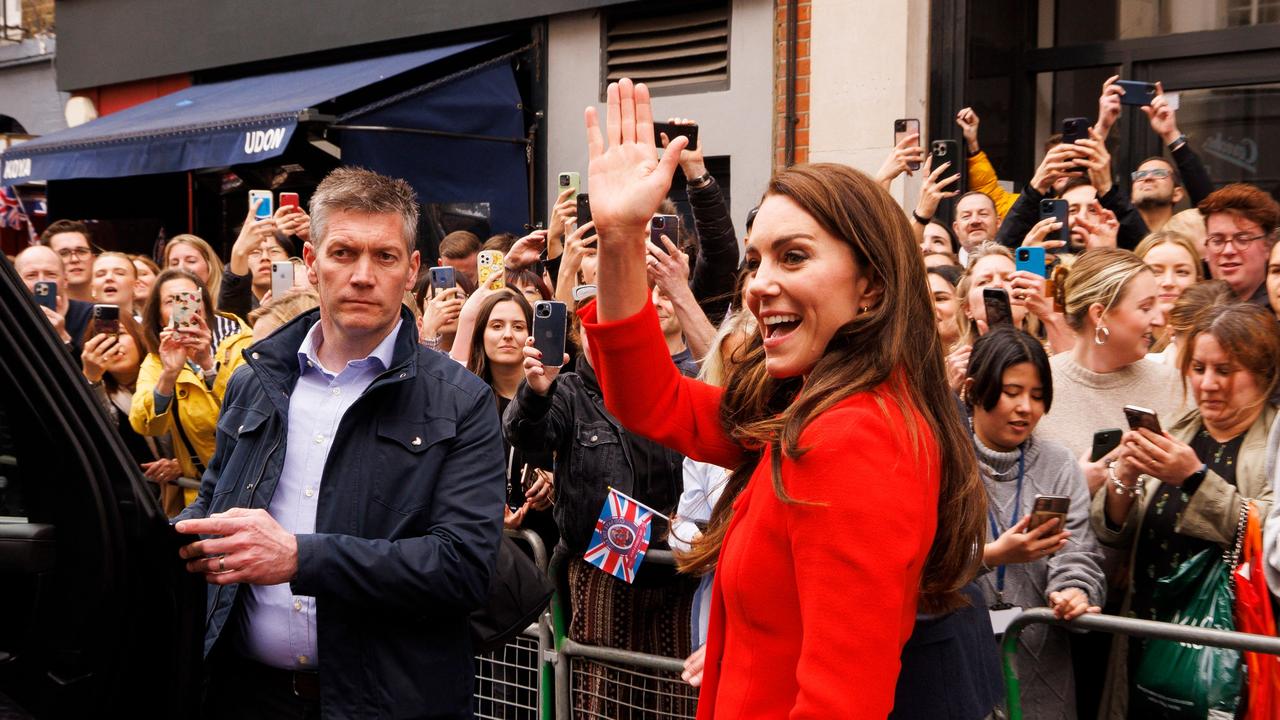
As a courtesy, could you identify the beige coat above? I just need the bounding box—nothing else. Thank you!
[1089,403,1276,720]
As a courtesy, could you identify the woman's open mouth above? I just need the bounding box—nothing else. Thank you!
[762,314,801,346]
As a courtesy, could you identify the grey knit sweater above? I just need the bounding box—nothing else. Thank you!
[974,432,1106,720]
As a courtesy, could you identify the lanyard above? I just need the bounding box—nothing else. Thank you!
[985,447,1025,603]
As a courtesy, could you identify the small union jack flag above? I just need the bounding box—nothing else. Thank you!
[583,487,655,584]
[0,187,26,230]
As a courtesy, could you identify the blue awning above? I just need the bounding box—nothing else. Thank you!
[0,39,494,185]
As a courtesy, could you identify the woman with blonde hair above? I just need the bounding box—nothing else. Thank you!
[163,234,243,349]
[1134,230,1203,359]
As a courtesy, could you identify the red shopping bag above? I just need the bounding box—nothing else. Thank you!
[1233,501,1280,720]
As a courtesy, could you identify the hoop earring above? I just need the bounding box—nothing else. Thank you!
[1094,325,1110,345]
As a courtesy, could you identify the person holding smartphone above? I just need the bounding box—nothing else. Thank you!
[575,79,989,720]
[1093,303,1278,719]
[13,244,94,356]
[964,327,1104,720]
[130,269,250,514]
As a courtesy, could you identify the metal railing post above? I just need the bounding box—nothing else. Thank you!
[1001,607,1280,718]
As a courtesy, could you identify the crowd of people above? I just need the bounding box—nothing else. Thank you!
[5,71,1280,719]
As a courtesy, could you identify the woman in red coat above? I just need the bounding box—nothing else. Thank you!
[526,79,987,718]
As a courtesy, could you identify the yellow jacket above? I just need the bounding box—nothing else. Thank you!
[967,150,1019,219]
[130,326,253,510]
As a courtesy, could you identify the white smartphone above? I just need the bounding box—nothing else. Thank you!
[271,261,294,300]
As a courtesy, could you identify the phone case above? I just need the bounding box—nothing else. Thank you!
[478,251,505,290]
[1124,405,1163,435]
[33,281,57,310]
[278,192,300,209]
[532,301,568,367]
[1015,246,1047,278]
[1090,428,1124,462]
[650,214,679,246]
[429,266,456,295]
[91,304,120,336]
[171,291,199,327]
[983,287,1014,327]
[1061,117,1090,145]
[894,119,921,171]
[1039,199,1070,250]
[576,194,595,239]
[931,140,962,192]
[271,261,295,299]
[653,121,698,150]
[249,190,273,220]
[1115,80,1157,107]
[1028,494,1070,531]
[558,172,580,201]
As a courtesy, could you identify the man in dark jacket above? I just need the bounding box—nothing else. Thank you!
[175,167,506,719]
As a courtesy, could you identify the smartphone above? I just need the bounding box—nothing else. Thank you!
[270,261,294,300]
[429,266,456,297]
[1028,495,1070,532]
[1090,428,1124,462]
[576,193,595,239]
[1061,117,1090,146]
[931,139,962,193]
[1039,198,1070,252]
[249,190,273,220]
[278,192,300,210]
[1015,246,1047,278]
[650,214,679,247]
[983,287,1014,327]
[532,300,568,367]
[558,172,580,202]
[1124,405,1163,435]
[170,291,199,328]
[653,121,699,151]
[894,118,922,171]
[478,250,505,290]
[33,281,57,311]
[1115,80,1157,107]
[90,304,120,337]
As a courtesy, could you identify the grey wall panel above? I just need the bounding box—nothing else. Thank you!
[56,0,633,91]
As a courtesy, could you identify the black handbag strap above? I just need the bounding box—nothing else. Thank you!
[171,394,206,476]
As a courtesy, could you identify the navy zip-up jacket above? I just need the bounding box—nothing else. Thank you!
[178,306,506,719]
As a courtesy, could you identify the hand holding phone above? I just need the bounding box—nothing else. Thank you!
[271,261,295,300]
[558,172,580,202]
[477,251,505,290]
[170,291,199,328]
[532,301,568,367]
[429,266,456,297]
[1028,495,1070,533]
[894,119,922,172]
[1115,80,1157,107]
[1015,246,1047,278]
[1090,428,1123,462]
[249,190,273,220]
[654,121,699,152]
[33,281,57,311]
[1038,199,1070,252]
[1123,405,1162,435]
[90,304,121,337]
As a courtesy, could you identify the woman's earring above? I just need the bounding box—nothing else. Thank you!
[1094,325,1110,345]
[859,305,869,315]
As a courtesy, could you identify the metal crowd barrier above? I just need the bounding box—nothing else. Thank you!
[1001,607,1280,720]
[474,529,553,720]
[550,548,699,720]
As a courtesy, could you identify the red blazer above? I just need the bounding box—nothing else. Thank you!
[580,301,941,719]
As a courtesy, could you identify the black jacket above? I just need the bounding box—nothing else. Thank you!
[178,306,506,719]
[687,176,740,324]
[502,358,684,556]
[216,268,257,322]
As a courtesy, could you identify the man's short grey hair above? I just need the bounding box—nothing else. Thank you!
[308,167,420,255]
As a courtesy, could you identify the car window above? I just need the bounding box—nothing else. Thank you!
[0,396,25,522]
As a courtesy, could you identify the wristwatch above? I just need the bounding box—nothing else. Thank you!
[687,171,713,189]
[1167,134,1188,152]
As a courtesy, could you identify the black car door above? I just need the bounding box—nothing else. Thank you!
[0,255,204,718]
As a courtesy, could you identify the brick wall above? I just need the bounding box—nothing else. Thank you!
[21,0,54,35]
[773,0,811,169]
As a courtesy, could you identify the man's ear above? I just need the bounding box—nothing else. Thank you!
[406,250,421,292]
[1171,186,1185,205]
[302,242,319,287]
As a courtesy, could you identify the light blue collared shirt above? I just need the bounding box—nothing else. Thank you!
[237,319,401,670]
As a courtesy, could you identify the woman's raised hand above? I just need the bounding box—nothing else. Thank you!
[584,79,688,243]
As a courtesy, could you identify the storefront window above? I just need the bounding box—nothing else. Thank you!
[1175,83,1280,192]
[1042,0,1280,47]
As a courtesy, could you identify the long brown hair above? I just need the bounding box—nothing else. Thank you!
[677,164,986,613]
[466,290,532,388]
[141,268,215,355]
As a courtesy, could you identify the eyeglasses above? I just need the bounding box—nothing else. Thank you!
[1205,233,1271,251]
[56,247,94,259]
[247,247,289,260]
[1130,168,1172,182]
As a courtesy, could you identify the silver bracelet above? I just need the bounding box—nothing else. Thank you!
[1108,461,1143,498]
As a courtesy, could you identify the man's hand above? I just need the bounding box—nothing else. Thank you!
[175,508,299,586]
[659,116,706,181]
[956,107,981,154]
[522,337,567,396]
[274,204,311,242]
[875,133,926,188]
[1049,587,1100,621]
[141,458,182,485]
[506,230,548,271]
[646,234,691,296]
[503,504,527,530]
[1095,75,1123,138]
[38,305,71,344]
[1074,128,1113,196]
[546,187,577,257]
[1030,144,1082,195]
[945,344,971,392]
[1142,82,1182,145]
[915,154,961,221]
[1075,201,1120,250]
[1021,216,1067,253]
[421,286,464,340]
